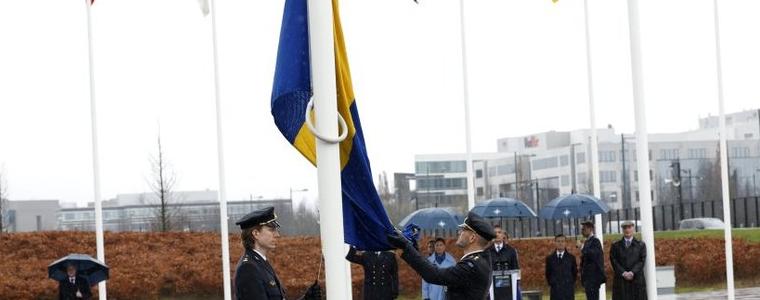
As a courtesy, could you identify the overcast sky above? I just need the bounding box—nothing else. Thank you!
[1,0,758,206]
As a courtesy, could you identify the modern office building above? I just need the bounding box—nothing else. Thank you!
[410,109,760,213]
[57,195,294,234]
[4,200,60,232]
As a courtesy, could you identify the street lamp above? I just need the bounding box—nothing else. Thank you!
[753,168,760,197]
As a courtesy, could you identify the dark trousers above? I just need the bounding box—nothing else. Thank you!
[584,283,599,300]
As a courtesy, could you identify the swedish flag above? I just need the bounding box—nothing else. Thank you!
[271,0,394,250]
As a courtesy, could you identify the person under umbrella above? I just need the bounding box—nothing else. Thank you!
[58,263,92,300]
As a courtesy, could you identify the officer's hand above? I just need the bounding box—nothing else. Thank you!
[386,232,412,250]
[303,281,321,300]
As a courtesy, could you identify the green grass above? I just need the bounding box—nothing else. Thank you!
[601,228,760,243]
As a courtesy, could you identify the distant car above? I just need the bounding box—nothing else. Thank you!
[678,218,725,230]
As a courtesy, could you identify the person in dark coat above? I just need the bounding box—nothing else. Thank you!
[346,247,399,299]
[58,264,92,300]
[387,211,496,300]
[485,224,520,271]
[578,221,606,300]
[610,221,647,300]
[545,234,577,300]
[233,207,321,300]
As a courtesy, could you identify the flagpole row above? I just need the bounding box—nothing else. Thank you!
[712,0,736,299]
[84,0,107,298]
[625,1,658,299]
[207,0,233,298]
[308,0,353,298]
[582,0,606,298]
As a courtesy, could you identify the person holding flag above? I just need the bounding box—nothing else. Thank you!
[387,211,495,299]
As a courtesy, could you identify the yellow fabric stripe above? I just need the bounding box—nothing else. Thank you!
[332,0,356,170]
[292,0,356,170]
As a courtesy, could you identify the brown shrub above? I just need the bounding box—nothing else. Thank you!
[1,232,758,299]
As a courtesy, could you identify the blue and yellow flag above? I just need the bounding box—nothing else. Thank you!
[271,0,394,250]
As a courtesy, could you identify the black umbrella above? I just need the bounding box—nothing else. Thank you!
[48,254,109,286]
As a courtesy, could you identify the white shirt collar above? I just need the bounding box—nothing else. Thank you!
[462,250,484,260]
[254,249,267,261]
[556,250,565,255]
[625,236,634,242]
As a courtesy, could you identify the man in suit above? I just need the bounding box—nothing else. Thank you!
[486,224,519,271]
[387,211,496,300]
[578,221,605,300]
[485,224,519,300]
[346,246,399,299]
[610,221,647,300]
[58,264,92,300]
[545,234,577,300]
[234,206,321,300]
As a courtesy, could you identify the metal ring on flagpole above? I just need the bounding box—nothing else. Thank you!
[305,97,349,144]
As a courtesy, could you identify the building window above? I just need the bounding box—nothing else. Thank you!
[599,151,617,162]
[659,149,680,160]
[576,153,586,164]
[559,155,569,167]
[497,164,515,175]
[475,169,483,178]
[561,175,570,186]
[476,187,484,196]
[688,148,707,159]
[415,161,467,174]
[600,171,617,183]
[731,147,750,158]
[533,157,559,170]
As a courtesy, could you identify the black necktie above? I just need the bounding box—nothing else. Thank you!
[626,240,631,248]
[70,278,75,284]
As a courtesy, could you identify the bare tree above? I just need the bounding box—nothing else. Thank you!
[148,134,178,232]
[0,167,8,234]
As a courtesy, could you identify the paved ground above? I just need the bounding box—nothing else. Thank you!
[658,287,760,300]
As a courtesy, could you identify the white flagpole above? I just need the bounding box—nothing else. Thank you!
[582,0,606,298]
[206,0,232,298]
[712,0,736,298]
[84,0,107,298]
[308,0,352,298]
[625,0,657,299]
[458,0,475,210]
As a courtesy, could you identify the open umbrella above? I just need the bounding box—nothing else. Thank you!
[398,207,463,230]
[48,254,109,286]
[538,193,610,219]
[471,197,537,218]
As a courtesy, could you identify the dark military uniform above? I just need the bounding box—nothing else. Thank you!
[346,247,399,299]
[402,248,491,300]
[388,211,496,300]
[233,206,320,300]
[234,249,286,300]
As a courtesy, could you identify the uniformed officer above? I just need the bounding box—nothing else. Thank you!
[387,211,496,300]
[234,206,321,300]
[345,247,399,299]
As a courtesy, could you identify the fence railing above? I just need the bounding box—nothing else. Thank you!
[419,197,760,239]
